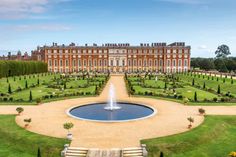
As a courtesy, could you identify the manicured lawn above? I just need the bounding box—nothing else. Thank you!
[176,86,218,101]
[0,73,109,105]
[177,74,236,96]
[142,116,236,157]
[126,73,236,105]
[0,115,68,157]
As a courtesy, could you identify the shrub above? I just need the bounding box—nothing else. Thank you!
[221,98,225,102]
[226,91,231,97]
[25,80,28,89]
[24,118,32,127]
[8,84,12,94]
[44,95,49,99]
[217,85,221,94]
[29,90,33,101]
[16,86,22,92]
[63,122,74,134]
[177,95,183,99]
[9,97,13,101]
[187,117,194,128]
[3,97,8,101]
[16,107,24,115]
[198,108,205,115]
[213,97,218,102]
[164,82,167,89]
[203,82,206,89]
[183,97,189,104]
[36,98,42,104]
[194,92,197,102]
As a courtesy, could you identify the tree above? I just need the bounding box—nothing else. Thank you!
[231,79,234,84]
[203,82,206,89]
[16,107,24,115]
[164,82,167,89]
[217,85,221,94]
[198,108,205,115]
[24,118,31,127]
[194,92,197,102]
[63,122,74,134]
[187,117,194,128]
[29,90,33,101]
[191,58,215,70]
[25,80,28,89]
[160,152,164,157]
[37,78,40,85]
[214,58,228,72]
[192,78,195,86]
[64,82,67,89]
[37,147,41,157]
[0,61,47,78]
[8,84,12,94]
[215,44,231,58]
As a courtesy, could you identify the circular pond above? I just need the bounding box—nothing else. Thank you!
[68,102,156,122]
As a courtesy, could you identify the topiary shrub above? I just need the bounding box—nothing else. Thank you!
[177,95,183,99]
[198,108,205,115]
[36,98,42,104]
[213,97,218,102]
[221,98,225,102]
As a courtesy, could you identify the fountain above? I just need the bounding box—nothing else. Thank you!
[67,82,156,122]
[104,83,121,110]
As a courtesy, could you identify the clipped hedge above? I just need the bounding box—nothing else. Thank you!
[0,61,47,78]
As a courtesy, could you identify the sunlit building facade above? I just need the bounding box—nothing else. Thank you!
[32,42,191,73]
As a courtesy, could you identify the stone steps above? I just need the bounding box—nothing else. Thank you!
[65,147,89,157]
[63,146,147,157]
[122,147,144,157]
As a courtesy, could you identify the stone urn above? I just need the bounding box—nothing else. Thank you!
[67,133,73,140]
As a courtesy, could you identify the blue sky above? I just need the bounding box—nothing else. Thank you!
[0,0,235,57]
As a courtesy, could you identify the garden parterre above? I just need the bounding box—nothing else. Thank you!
[0,72,109,105]
[125,72,236,105]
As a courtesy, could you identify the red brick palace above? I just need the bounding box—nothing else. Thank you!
[31,42,191,73]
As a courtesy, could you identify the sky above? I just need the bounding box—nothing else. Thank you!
[0,0,236,57]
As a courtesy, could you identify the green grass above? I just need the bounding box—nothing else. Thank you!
[0,73,108,105]
[127,73,236,105]
[178,74,236,96]
[142,116,236,157]
[176,86,218,101]
[0,115,68,157]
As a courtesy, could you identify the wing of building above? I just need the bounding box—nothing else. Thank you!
[31,42,191,73]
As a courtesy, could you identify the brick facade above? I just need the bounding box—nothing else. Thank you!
[32,42,191,73]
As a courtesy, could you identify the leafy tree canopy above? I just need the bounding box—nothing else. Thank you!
[215,44,231,58]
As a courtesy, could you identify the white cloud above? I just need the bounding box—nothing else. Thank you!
[198,45,208,50]
[8,24,72,31]
[0,24,72,32]
[0,0,71,19]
